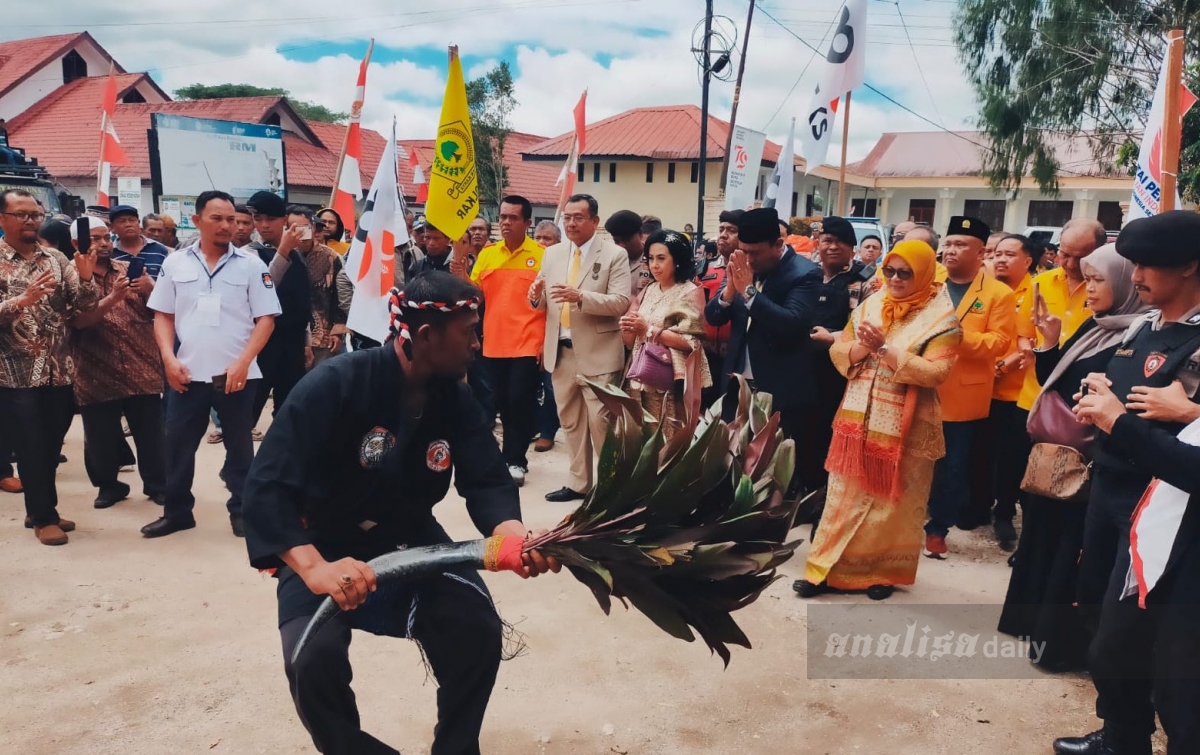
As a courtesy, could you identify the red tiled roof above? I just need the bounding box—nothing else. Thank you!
[293,121,397,194]
[401,132,560,205]
[522,105,792,167]
[0,32,102,100]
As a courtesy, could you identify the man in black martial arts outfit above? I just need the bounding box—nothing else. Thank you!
[1051,211,1200,755]
[242,271,558,755]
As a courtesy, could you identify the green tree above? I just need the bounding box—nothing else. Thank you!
[954,1,1199,202]
[173,83,348,124]
[466,62,517,217]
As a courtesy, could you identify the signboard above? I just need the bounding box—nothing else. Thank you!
[151,114,286,201]
[725,126,767,211]
[117,177,142,213]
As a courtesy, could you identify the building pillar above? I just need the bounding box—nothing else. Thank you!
[878,189,894,226]
[1074,189,1095,223]
[933,188,957,234]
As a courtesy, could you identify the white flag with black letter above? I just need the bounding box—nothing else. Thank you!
[763,119,794,214]
[799,0,867,174]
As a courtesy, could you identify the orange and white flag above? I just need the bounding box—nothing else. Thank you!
[409,149,428,204]
[554,91,587,218]
[96,63,130,206]
[333,42,372,238]
[344,119,409,343]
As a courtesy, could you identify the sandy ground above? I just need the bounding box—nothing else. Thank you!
[0,417,1143,755]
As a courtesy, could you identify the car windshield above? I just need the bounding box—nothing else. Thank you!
[0,180,59,214]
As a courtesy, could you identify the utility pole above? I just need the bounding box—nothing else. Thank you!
[719,0,755,194]
[696,0,714,243]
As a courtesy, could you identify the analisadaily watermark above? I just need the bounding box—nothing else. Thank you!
[806,604,1052,679]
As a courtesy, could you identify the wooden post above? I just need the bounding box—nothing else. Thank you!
[329,39,374,208]
[1160,28,1184,212]
[838,92,852,216]
[719,0,756,193]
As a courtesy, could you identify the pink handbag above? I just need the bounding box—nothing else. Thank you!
[627,341,675,392]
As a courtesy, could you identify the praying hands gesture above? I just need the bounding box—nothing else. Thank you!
[856,321,887,352]
[723,250,754,301]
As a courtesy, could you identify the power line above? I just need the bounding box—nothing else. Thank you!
[763,1,843,129]
[889,0,945,127]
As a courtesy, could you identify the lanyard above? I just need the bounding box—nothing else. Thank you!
[189,248,233,291]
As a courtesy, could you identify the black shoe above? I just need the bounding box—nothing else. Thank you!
[1007,551,1017,567]
[994,518,1017,551]
[793,580,830,598]
[140,516,196,538]
[145,490,167,506]
[229,514,246,538]
[866,585,895,601]
[955,515,990,531]
[1052,729,1129,755]
[545,487,586,503]
[93,484,131,509]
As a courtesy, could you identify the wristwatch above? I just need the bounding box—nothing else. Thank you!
[744,285,759,299]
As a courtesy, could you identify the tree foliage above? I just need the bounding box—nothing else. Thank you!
[173,83,349,124]
[954,0,1199,201]
[465,62,517,217]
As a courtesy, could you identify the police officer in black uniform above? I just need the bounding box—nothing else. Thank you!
[242,272,557,755]
[1053,211,1200,755]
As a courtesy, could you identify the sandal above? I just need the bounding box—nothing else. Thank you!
[207,430,223,444]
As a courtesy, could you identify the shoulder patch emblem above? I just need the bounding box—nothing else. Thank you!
[426,440,451,472]
[262,272,274,289]
[526,257,536,268]
[359,427,396,469]
[1144,352,1167,378]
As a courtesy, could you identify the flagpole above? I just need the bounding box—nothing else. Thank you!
[554,131,579,225]
[719,0,755,194]
[1160,28,1184,213]
[96,62,114,204]
[838,92,852,216]
[330,39,374,208]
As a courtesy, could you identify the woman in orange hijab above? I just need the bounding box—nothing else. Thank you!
[796,240,963,600]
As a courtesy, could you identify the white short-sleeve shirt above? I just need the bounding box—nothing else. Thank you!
[148,242,282,382]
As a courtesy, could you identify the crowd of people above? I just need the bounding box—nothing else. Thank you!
[3,181,1200,752]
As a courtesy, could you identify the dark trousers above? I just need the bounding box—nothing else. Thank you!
[798,359,845,496]
[278,567,501,754]
[163,380,258,521]
[0,385,74,526]
[926,420,981,537]
[253,339,307,424]
[81,394,166,498]
[483,355,538,469]
[468,358,496,420]
[0,416,15,479]
[991,401,1030,522]
[1077,469,1148,626]
[1087,543,1200,753]
[537,369,560,439]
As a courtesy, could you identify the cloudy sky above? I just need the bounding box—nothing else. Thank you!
[5,0,973,161]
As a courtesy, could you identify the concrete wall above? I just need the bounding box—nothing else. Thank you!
[876,186,1132,233]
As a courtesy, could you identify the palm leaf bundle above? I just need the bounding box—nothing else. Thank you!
[292,350,802,667]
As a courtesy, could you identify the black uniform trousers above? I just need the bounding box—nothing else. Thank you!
[163,380,258,522]
[962,399,1031,528]
[482,355,538,469]
[1087,539,1200,753]
[0,385,74,526]
[253,337,307,424]
[81,394,166,499]
[0,412,15,479]
[277,549,501,754]
[1077,469,1148,623]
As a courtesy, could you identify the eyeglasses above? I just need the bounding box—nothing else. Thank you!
[561,214,590,224]
[2,211,46,223]
[880,266,915,281]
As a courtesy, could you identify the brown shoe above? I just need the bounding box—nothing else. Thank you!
[25,517,75,532]
[534,437,554,452]
[34,524,68,546]
[0,476,21,493]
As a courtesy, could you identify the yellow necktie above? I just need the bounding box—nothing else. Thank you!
[560,247,582,330]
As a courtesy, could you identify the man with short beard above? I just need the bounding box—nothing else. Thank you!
[69,216,166,510]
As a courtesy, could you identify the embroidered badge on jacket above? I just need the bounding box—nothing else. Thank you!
[426,440,452,472]
[359,427,396,469]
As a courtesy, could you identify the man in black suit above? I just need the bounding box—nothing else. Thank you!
[704,207,822,494]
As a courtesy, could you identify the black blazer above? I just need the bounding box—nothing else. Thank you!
[703,248,822,410]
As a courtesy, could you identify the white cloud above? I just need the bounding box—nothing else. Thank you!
[2,0,977,163]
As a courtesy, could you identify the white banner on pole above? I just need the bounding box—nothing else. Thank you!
[763,119,795,215]
[1128,49,1198,220]
[799,0,867,174]
[117,177,142,213]
[725,126,767,211]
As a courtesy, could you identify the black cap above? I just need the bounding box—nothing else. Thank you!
[1116,211,1200,267]
[718,208,745,226]
[108,204,139,221]
[736,207,781,245]
[946,215,990,243]
[820,216,856,247]
[247,191,287,218]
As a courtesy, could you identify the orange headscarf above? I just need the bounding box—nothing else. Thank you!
[879,239,939,330]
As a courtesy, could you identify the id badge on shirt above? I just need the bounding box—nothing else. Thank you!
[197,291,221,327]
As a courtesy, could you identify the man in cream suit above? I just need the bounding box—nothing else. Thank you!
[528,194,631,502]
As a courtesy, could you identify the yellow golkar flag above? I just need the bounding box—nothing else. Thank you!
[425,46,478,241]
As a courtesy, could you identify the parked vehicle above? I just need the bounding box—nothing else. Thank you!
[1023,226,1062,246]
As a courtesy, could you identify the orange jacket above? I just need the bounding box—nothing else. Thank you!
[937,269,1017,422]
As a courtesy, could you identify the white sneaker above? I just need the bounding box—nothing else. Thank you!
[508,465,526,486]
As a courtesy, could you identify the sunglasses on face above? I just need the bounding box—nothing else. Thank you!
[880,266,914,281]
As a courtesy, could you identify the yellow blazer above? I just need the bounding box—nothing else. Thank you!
[936,269,1017,422]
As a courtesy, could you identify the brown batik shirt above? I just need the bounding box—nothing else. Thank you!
[71,258,164,406]
[303,243,347,347]
[0,240,98,389]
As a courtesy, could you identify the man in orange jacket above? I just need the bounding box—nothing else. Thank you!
[923,216,1017,558]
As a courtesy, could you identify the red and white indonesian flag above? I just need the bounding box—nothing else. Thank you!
[409,149,428,203]
[333,47,371,237]
[555,91,588,216]
[1127,49,1197,221]
[799,0,866,174]
[344,119,409,344]
[96,63,130,205]
[1126,417,1200,607]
